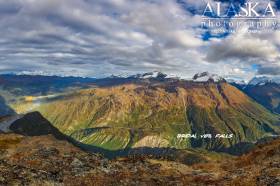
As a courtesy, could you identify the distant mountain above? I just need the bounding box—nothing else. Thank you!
[0,74,97,96]
[227,76,280,114]
[0,72,177,100]
[1,73,280,185]
[1,72,280,154]
[130,71,168,79]
[248,76,280,86]
[192,72,225,82]
[0,71,222,100]
[242,78,280,114]
[225,78,247,85]
[226,78,247,90]
[28,79,280,153]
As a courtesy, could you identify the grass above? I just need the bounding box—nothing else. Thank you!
[0,135,22,149]
[19,83,280,152]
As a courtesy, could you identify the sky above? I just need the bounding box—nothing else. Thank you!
[0,0,280,81]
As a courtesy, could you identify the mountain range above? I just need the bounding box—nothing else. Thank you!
[0,110,279,185]
[0,71,280,185]
[241,77,280,114]
[0,72,279,156]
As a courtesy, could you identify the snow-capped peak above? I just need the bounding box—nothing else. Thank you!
[192,72,225,82]
[225,77,248,85]
[248,76,280,86]
[132,71,168,79]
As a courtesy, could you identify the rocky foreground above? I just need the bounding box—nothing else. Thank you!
[0,132,279,186]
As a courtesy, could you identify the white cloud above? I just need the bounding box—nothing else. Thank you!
[0,0,279,80]
[206,26,280,76]
[207,27,279,62]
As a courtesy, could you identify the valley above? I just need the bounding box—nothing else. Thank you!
[0,122,279,185]
[2,73,279,157]
[0,72,280,185]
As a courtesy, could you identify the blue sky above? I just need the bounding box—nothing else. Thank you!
[0,0,279,80]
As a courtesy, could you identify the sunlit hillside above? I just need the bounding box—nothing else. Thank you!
[19,81,279,152]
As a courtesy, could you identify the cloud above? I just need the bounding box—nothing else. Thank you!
[207,28,279,62]
[257,65,280,75]
[0,0,279,80]
[206,26,280,76]
[0,0,208,77]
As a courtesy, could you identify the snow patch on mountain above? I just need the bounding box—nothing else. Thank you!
[248,76,280,86]
[192,72,225,82]
[131,71,168,79]
[226,78,247,85]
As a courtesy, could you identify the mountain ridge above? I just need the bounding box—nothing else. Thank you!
[1,72,280,154]
[31,81,280,153]
[0,121,279,185]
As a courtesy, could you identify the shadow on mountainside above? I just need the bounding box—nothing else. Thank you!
[72,133,280,162]
[4,112,211,165]
[72,141,211,165]
[3,111,208,165]
[9,111,68,140]
[7,111,280,165]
